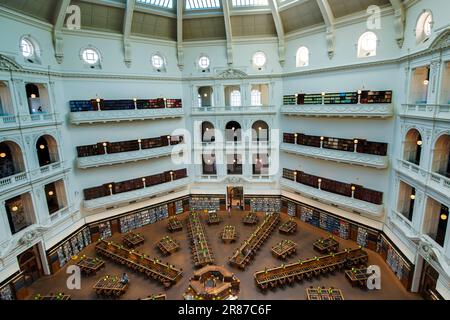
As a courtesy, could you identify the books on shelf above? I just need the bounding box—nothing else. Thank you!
[119,205,168,233]
[175,200,184,214]
[360,90,392,104]
[287,202,296,216]
[324,92,358,104]
[52,227,92,269]
[190,197,221,211]
[250,198,281,213]
[357,227,368,247]
[283,95,297,105]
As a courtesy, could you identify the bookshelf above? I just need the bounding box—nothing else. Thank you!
[360,90,392,104]
[0,283,13,300]
[70,98,182,112]
[190,196,221,211]
[324,92,358,104]
[119,204,168,233]
[175,200,184,214]
[249,197,281,213]
[283,95,296,105]
[297,93,323,105]
[46,227,92,273]
[287,202,296,216]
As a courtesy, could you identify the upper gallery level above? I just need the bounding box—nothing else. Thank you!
[401,58,450,122]
[69,97,184,124]
[282,90,394,118]
[282,132,389,169]
[0,77,61,131]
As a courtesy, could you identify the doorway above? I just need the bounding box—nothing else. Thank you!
[17,244,43,286]
[419,261,443,300]
[227,186,244,211]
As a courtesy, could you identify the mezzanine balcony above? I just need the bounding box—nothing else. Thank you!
[191,105,276,116]
[400,104,450,121]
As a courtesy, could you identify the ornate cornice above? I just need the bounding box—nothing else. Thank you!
[0,54,23,71]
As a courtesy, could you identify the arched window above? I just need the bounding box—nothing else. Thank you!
[20,38,34,58]
[230,90,241,107]
[416,11,433,43]
[251,90,262,106]
[358,31,377,58]
[296,46,309,67]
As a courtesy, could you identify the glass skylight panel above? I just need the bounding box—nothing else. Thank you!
[136,0,173,9]
[232,0,269,7]
[186,0,221,10]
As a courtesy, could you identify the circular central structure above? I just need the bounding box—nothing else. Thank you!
[183,265,240,300]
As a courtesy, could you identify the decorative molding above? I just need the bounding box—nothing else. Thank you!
[215,68,248,79]
[77,145,177,169]
[0,54,23,71]
[281,143,389,169]
[282,104,394,118]
[191,105,276,116]
[389,0,406,48]
[83,177,191,210]
[268,0,286,65]
[69,108,185,125]
[400,104,450,122]
[281,178,384,217]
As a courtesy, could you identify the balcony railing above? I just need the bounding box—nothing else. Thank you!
[0,114,18,130]
[397,159,450,196]
[400,104,450,121]
[281,142,388,169]
[282,104,393,118]
[83,177,190,210]
[191,105,276,116]
[70,107,184,125]
[0,162,67,194]
[20,113,61,126]
[281,178,384,217]
[0,172,28,192]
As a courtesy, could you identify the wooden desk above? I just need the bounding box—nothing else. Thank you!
[207,211,221,225]
[34,293,71,300]
[229,213,280,270]
[279,219,297,234]
[345,268,370,288]
[95,240,183,288]
[221,226,237,243]
[313,236,339,254]
[271,240,297,259]
[254,247,368,291]
[242,212,259,225]
[306,287,344,300]
[93,275,128,297]
[123,232,145,248]
[139,293,167,300]
[157,236,180,255]
[167,217,183,232]
[76,256,105,275]
[187,212,215,268]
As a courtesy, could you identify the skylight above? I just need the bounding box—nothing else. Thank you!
[232,0,269,7]
[136,0,173,9]
[186,0,221,10]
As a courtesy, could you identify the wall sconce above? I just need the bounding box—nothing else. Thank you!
[357,90,362,95]
[30,94,36,99]
[417,140,423,146]
[441,213,448,221]
[318,178,322,190]
[321,92,326,96]
[39,144,45,150]
[133,97,137,108]
[423,79,429,85]
[410,194,416,200]
[11,206,18,212]
[48,191,54,196]
[0,152,6,158]
[142,177,146,187]
[96,98,101,110]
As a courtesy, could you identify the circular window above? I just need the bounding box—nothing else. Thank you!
[423,13,433,36]
[360,32,377,51]
[253,52,267,68]
[198,56,210,69]
[81,48,100,65]
[20,38,34,58]
[152,54,164,68]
